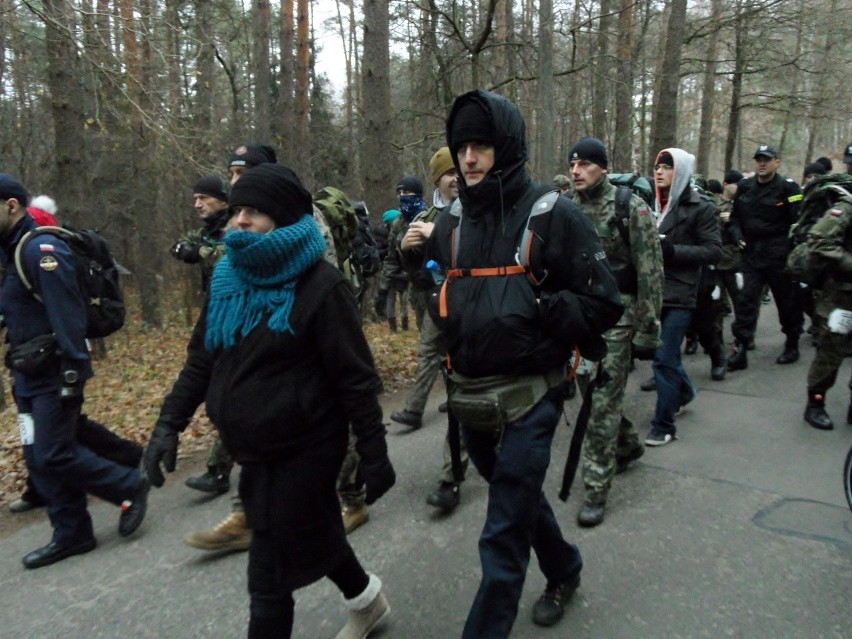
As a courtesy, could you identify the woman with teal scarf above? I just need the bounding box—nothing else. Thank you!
[145,164,395,639]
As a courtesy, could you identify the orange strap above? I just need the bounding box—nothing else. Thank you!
[439,265,528,319]
[565,346,583,381]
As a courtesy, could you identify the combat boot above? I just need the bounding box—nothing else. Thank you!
[577,497,606,527]
[710,345,727,381]
[804,393,833,430]
[726,342,748,371]
[184,510,252,551]
[185,465,231,495]
[342,503,369,534]
[776,336,799,364]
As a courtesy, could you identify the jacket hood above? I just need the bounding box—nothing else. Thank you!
[446,90,529,217]
[655,147,694,225]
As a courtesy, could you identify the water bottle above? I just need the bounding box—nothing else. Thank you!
[425,259,446,285]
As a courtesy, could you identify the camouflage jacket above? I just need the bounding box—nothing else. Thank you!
[381,216,411,283]
[716,198,742,271]
[808,200,852,313]
[573,178,663,350]
[172,208,229,292]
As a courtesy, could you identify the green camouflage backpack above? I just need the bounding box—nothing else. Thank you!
[313,186,360,266]
[786,173,852,287]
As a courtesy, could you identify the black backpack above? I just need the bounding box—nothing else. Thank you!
[15,226,126,338]
[351,218,381,276]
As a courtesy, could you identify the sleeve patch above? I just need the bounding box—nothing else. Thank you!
[788,194,803,203]
[830,208,844,217]
[638,205,649,216]
[38,243,56,252]
[39,255,59,271]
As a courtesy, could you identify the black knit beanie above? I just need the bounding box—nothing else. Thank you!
[723,169,743,184]
[448,100,494,152]
[815,157,833,172]
[803,162,828,179]
[395,175,424,196]
[658,151,674,167]
[228,143,278,170]
[193,175,229,202]
[568,137,608,169]
[228,164,312,228]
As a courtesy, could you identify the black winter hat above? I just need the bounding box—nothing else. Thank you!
[0,173,29,206]
[657,151,674,167]
[568,137,608,169]
[228,143,278,170]
[815,156,833,172]
[803,162,828,179]
[228,164,312,228]
[448,100,494,152]
[396,175,424,196]
[193,175,229,203]
[707,179,723,195]
[723,169,743,184]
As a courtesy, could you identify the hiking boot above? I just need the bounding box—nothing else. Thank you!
[640,376,657,392]
[185,468,230,495]
[9,497,42,513]
[577,501,605,527]
[776,339,799,364]
[426,481,460,511]
[727,344,748,371]
[804,394,833,430]
[342,504,369,534]
[118,475,150,537]
[390,409,423,429]
[335,575,390,639]
[531,576,580,627]
[645,430,677,447]
[185,511,252,551]
[615,444,644,474]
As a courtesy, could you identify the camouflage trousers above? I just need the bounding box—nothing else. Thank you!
[578,324,642,505]
[206,435,234,475]
[337,430,365,508]
[359,275,380,323]
[807,308,852,396]
[404,313,445,414]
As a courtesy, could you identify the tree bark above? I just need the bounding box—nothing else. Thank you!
[612,0,635,171]
[537,0,556,181]
[695,0,722,175]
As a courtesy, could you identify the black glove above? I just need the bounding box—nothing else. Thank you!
[356,434,396,505]
[660,237,675,264]
[144,423,179,487]
[632,344,657,361]
[172,240,201,264]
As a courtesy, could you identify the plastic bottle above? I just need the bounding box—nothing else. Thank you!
[425,259,446,285]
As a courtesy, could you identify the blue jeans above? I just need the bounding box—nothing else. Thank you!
[651,307,696,436]
[461,394,582,639]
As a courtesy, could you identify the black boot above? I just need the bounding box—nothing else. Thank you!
[804,393,833,430]
[388,317,397,333]
[710,345,727,381]
[726,342,748,371]
[776,336,800,364]
[185,466,231,494]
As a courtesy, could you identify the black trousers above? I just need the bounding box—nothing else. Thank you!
[731,260,804,345]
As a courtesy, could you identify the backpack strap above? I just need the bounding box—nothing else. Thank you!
[13,226,70,298]
[448,198,464,269]
[517,190,560,283]
[611,186,632,250]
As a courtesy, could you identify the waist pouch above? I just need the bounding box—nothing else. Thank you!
[448,368,564,435]
[6,333,58,377]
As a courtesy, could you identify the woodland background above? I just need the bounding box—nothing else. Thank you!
[1,0,851,322]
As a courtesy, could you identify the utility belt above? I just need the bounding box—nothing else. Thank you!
[5,333,58,377]
[447,367,567,436]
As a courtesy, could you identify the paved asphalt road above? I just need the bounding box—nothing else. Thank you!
[1,311,850,638]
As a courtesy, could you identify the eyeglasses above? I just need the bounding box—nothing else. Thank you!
[654,163,674,171]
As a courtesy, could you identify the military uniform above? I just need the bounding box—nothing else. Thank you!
[381,216,411,330]
[574,178,663,508]
[804,199,852,427]
[714,197,741,332]
[729,173,804,353]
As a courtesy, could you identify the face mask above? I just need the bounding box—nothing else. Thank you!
[398,194,426,222]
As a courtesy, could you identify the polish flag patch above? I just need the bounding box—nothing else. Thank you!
[38,243,55,252]
[830,208,843,217]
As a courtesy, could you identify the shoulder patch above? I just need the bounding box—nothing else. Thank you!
[638,205,649,216]
[830,208,844,217]
[39,255,59,272]
[38,243,55,252]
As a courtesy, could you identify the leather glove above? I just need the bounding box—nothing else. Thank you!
[660,237,675,264]
[632,344,657,361]
[356,434,396,505]
[144,423,179,487]
[172,240,201,264]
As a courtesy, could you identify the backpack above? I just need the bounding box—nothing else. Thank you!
[608,173,654,208]
[351,218,381,276]
[15,226,126,338]
[786,174,852,287]
[313,186,360,266]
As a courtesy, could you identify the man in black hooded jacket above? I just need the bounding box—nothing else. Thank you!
[425,90,623,638]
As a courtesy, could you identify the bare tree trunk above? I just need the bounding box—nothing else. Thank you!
[612,0,635,171]
[537,0,555,181]
[592,0,613,141]
[695,0,722,175]
[253,0,272,141]
[361,0,394,215]
[277,0,294,162]
[724,1,746,173]
[294,0,311,183]
[194,0,215,163]
[647,0,687,172]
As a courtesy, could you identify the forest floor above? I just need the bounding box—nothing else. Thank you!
[0,312,418,510]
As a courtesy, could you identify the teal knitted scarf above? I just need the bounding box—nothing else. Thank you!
[205,215,326,350]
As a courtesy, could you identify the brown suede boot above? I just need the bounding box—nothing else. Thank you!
[184,511,252,551]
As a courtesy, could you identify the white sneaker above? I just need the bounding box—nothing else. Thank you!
[335,574,390,639]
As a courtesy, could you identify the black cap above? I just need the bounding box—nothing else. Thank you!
[803,162,828,179]
[448,100,494,152]
[229,164,312,228]
[815,157,833,172]
[723,169,744,185]
[228,143,278,170]
[568,137,608,169]
[0,173,29,206]
[193,175,229,203]
[844,144,852,164]
[707,179,723,195]
[753,144,778,159]
[395,175,423,196]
